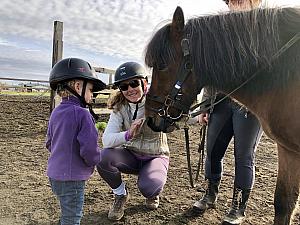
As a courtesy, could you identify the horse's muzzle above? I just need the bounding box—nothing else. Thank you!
[146,117,176,133]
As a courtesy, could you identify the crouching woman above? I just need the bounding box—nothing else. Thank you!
[97,62,170,221]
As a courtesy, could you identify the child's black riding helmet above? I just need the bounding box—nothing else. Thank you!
[49,58,106,92]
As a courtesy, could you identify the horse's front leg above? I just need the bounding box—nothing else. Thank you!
[274,144,300,225]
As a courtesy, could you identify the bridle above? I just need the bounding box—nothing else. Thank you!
[146,38,196,124]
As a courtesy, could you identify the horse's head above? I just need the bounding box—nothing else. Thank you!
[144,6,202,133]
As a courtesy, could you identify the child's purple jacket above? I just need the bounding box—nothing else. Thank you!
[46,96,100,181]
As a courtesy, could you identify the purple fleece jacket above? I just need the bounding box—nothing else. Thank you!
[45,96,101,181]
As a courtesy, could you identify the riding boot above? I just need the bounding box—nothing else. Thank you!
[192,178,221,214]
[222,187,251,225]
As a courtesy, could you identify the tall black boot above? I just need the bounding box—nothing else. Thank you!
[222,187,251,225]
[192,179,221,214]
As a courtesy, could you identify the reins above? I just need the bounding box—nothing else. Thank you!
[184,124,206,188]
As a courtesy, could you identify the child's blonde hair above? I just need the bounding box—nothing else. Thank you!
[57,79,83,97]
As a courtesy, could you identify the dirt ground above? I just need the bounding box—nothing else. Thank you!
[0,94,299,225]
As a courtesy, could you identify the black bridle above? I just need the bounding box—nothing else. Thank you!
[146,38,195,127]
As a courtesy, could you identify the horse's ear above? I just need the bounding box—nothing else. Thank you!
[171,6,185,41]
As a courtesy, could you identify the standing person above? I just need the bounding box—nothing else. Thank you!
[97,62,169,221]
[192,1,263,224]
[46,58,106,225]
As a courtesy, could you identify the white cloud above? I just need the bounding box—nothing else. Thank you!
[0,0,225,61]
[0,0,299,80]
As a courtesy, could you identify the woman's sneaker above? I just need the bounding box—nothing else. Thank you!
[145,196,160,209]
[108,191,130,221]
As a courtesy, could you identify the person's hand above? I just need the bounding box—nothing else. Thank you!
[128,118,145,138]
[198,113,209,125]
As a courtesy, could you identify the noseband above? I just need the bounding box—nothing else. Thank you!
[146,38,194,122]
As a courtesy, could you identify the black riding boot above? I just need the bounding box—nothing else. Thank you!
[222,187,251,225]
[192,179,221,214]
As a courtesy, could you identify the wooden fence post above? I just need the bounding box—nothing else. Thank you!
[50,21,63,113]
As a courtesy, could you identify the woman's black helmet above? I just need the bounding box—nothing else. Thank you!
[114,62,146,85]
[49,58,106,91]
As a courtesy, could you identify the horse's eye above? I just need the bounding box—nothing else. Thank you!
[156,63,168,71]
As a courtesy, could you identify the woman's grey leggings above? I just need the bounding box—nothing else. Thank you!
[205,98,262,189]
[97,148,169,198]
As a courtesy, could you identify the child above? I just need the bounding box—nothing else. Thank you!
[46,58,106,225]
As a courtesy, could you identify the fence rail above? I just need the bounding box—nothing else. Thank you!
[0,66,115,85]
[0,77,48,83]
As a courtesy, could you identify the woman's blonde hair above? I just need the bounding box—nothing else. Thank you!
[249,0,261,8]
[107,90,127,112]
[225,0,261,8]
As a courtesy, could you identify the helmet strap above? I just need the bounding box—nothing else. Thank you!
[132,103,139,120]
[81,80,87,103]
[62,83,86,107]
[62,82,99,121]
[141,79,145,92]
[87,104,99,121]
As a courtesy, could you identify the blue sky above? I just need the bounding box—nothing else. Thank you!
[0,0,299,84]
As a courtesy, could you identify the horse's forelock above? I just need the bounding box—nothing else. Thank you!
[145,23,177,69]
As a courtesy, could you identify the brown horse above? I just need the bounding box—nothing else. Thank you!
[144,6,300,225]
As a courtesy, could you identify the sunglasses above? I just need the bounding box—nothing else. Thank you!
[118,79,141,91]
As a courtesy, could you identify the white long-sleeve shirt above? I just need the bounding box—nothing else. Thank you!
[102,99,169,156]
